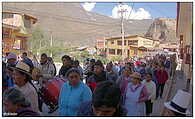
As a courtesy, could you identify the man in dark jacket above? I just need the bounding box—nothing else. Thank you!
[77,80,126,116]
[21,52,34,73]
[59,55,72,77]
[106,62,118,83]
[87,60,107,91]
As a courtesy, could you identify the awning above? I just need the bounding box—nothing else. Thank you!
[138,46,147,50]
[14,32,32,37]
[2,23,20,31]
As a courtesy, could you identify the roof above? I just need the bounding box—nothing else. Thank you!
[3,11,38,24]
[76,46,88,50]
[105,35,159,42]
[138,46,147,50]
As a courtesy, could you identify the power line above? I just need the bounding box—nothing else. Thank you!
[4,6,120,27]
[4,7,123,36]
[4,5,151,40]
[127,3,135,20]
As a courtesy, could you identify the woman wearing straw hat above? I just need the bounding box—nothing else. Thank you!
[12,61,40,114]
[163,89,192,117]
[123,72,149,116]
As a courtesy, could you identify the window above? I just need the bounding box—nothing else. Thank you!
[117,40,127,45]
[134,49,138,55]
[3,13,14,19]
[117,49,122,55]
[180,35,183,44]
[124,40,127,45]
[111,41,114,44]
[117,40,122,45]
[3,30,10,39]
[13,39,21,50]
[128,40,138,45]
[109,49,115,55]
[127,50,130,56]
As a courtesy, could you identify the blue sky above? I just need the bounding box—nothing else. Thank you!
[81,2,177,19]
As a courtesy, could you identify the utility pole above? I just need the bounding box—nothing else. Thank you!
[50,30,53,57]
[118,2,127,60]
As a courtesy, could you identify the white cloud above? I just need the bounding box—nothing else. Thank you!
[112,4,151,20]
[82,2,96,11]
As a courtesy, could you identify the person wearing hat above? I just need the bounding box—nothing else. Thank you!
[163,89,191,116]
[123,72,149,116]
[12,61,40,114]
[58,68,92,116]
[6,52,17,65]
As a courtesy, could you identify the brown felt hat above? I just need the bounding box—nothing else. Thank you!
[130,72,141,80]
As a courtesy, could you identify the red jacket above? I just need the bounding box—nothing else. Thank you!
[156,70,168,84]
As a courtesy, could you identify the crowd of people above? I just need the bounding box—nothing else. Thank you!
[2,52,191,117]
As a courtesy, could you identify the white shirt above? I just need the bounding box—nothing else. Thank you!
[142,80,156,102]
[15,82,40,113]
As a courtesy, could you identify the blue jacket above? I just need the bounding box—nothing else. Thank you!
[58,81,92,116]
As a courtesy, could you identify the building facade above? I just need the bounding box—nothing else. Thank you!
[96,38,106,56]
[2,11,37,55]
[176,3,193,81]
[105,35,160,59]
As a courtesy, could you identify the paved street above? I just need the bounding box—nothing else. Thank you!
[152,70,193,116]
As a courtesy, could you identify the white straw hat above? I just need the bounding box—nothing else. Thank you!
[13,61,31,77]
[164,89,191,114]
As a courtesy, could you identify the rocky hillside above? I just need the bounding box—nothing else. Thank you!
[3,3,177,47]
[2,2,153,47]
[145,18,178,43]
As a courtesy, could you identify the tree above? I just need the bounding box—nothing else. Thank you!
[110,56,123,62]
[27,25,45,55]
